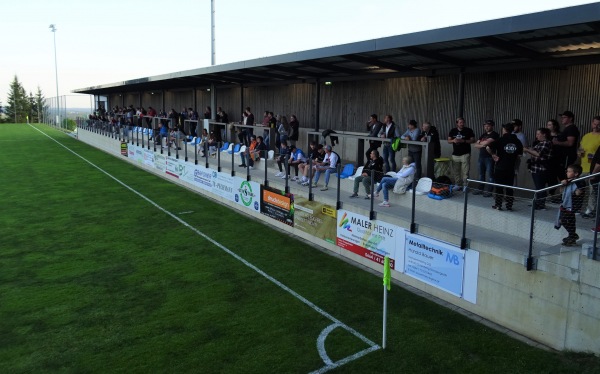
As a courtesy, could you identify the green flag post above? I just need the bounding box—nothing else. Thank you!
[382,256,391,349]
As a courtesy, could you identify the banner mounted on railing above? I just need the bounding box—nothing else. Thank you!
[294,197,336,244]
[260,185,294,226]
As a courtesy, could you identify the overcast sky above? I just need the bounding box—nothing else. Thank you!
[1,0,595,108]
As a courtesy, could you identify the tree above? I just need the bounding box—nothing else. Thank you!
[34,86,48,123]
[6,75,30,123]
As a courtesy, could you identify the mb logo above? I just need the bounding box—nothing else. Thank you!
[446,253,460,265]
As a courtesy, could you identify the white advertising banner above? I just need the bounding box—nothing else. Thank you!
[154,153,166,173]
[142,149,155,167]
[181,165,214,192]
[336,209,402,269]
[233,177,261,212]
[404,233,465,297]
[211,171,235,200]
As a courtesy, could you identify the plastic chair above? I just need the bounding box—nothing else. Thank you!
[348,166,364,180]
[228,143,241,154]
[186,136,197,145]
[338,164,355,179]
[411,177,433,195]
[219,142,230,152]
[235,145,247,155]
[267,150,275,160]
[222,143,234,153]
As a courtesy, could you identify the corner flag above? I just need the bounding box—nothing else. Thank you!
[383,256,391,291]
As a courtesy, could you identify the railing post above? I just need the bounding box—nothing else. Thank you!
[593,181,600,260]
[217,142,222,172]
[231,145,235,177]
[460,181,469,249]
[369,169,376,220]
[336,163,342,210]
[410,179,416,233]
[526,191,537,270]
[308,157,314,201]
[264,149,269,187]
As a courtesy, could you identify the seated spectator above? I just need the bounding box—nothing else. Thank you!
[285,145,307,180]
[250,136,267,168]
[155,122,170,146]
[207,131,218,156]
[198,128,209,156]
[275,142,291,177]
[298,142,322,185]
[239,135,258,168]
[350,149,384,199]
[312,145,340,191]
[375,156,416,207]
[169,125,186,150]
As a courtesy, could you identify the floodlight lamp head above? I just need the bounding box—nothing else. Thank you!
[49,24,56,32]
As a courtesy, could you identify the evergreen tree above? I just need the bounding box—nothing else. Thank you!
[34,86,48,123]
[6,76,30,123]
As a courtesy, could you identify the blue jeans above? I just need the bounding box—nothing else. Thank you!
[382,144,396,173]
[314,167,337,186]
[478,156,494,192]
[376,176,398,201]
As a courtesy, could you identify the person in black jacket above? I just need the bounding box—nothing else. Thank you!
[288,115,299,146]
[350,149,384,198]
[421,121,441,158]
[487,123,523,211]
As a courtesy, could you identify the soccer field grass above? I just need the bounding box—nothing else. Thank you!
[1,124,599,373]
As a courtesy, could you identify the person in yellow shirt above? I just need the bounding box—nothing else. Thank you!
[579,116,600,219]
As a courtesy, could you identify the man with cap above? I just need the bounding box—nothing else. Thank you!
[487,123,523,211]
[553,111,580,180]
[473,119,499,196]
[312,145,339,191]
[448,117,476,190]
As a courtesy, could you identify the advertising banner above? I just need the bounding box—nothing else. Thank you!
[127,144,143,164]
[142,149,155,167]
[294,197,336,244]
[181,165,213,192]
[403,233,465,297]
[154,153,166,173]
[336,210,401,269]
[260,185,294,226]
[165,156,185,178]
[233,177,261,212]
[211,171,236,200]
[121,142,128,156]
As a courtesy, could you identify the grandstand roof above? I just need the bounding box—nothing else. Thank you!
[75,3,600,95]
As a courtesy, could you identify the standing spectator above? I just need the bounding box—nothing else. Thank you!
[288,115,300,146]
[555,165,584,245]
[523,128,553,210]
[400,120,423,179]
[448,117,476,189]
[473,119,499,196]
[146,106,157,128]
[420,121,441,159]
[350,149,384,199]
[578,116,600,218]
[553,110,580,180]
[204,106,211,120]
[365,114,383,164]
[276,115,290,153]
[512,119,529,185]
[488,123,523,211]
[378,114,399,173]
[216,107,229,123]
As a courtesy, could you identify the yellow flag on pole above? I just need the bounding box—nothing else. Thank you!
[383,256,391,291]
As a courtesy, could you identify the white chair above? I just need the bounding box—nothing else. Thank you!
[348,166,364,180]
[411,177,433,195]
[267,150,275,160]
[186,136,197,145]
[221,143,234,153]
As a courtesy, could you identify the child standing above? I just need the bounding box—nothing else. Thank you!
[555,164,584,246]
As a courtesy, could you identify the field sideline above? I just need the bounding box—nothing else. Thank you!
[1,123,599,373]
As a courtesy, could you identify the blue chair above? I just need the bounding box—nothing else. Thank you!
[338,164,355,179]
[228,143,241,154]
[219,142,230,152]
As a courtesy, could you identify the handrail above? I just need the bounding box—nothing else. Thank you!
[468,172,600,194]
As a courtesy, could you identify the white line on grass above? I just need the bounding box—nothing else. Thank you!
[32,126,381,372]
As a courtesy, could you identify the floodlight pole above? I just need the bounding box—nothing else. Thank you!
[49,24,60,127]
[211,0,216,66]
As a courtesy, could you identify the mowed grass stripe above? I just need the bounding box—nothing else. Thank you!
[1,124,599,373]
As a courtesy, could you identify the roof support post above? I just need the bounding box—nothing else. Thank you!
[457,71,465,118]
[240,83,244,116]
[161,90,165,112]
[193,88,197,111]
[211,84,216,120]
[315,79,321,132]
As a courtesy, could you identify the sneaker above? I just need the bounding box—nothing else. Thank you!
[281,174,288,179]
[581,212,596,219]
[312,183,318,188]
[320,186,328,191]
[591,226,600,233]
[379,201,390,207]
[291,176,298,182]
[492,205,503,211]
[239,164,247,167]
[349,193,359,198]
[374,192,380,198]
[249,166,254,170]
[275,171,283,177]
[365,194,371,199]
[482,192,492,198]
[562,238,577,246]
[301,181,309,186]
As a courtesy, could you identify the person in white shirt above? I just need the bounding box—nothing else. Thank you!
[312,145,339,191]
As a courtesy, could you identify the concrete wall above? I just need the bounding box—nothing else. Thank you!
[77,129,600,355]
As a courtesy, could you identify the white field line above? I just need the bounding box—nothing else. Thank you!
[32,125,381,371]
